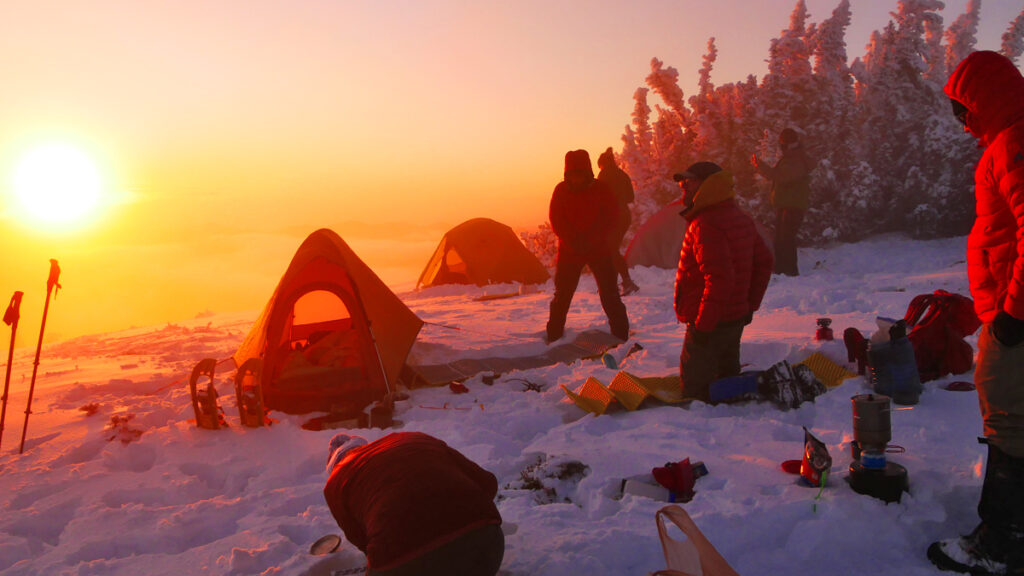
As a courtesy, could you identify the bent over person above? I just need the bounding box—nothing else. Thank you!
[547,149,630,342]
[928,50,1024,576]
[673,162,773,402]
[324,432,504,576]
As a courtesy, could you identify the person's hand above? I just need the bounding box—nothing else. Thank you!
[688,327,712,347]
[993,311,1024,347]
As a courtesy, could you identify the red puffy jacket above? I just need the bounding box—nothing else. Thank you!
[945,51,1024,323]
[674,171,774,331]
[324,432,501,571]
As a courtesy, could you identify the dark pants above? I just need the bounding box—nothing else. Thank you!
[547,252,629,342]
[368,524,505,576]
[774,208,804,276]
[679,321,745,402]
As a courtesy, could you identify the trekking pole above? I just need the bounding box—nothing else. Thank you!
[1,291,24,451]
[19,260,61,455]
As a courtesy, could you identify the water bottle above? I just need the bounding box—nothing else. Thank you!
[867,319,921,405]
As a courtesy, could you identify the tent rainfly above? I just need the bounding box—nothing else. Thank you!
[417,218,550,288]
[234,229,422,415]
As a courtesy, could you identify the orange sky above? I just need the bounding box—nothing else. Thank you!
[1,0,1019,344]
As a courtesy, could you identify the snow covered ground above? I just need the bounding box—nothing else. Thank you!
[0,234,986,575]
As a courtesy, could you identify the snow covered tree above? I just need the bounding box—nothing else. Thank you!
[1001,6,1024,63]
[944,0,980,76]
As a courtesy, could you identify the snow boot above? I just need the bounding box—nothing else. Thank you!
[928,442,1024,574]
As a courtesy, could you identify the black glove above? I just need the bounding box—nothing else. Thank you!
[992,311,1024,347]
[688,327,712,347]
[743,312,754,326]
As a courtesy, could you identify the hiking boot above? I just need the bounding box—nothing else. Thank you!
[927,524,1020,575]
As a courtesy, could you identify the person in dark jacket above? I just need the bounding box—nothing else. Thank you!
[673,162,773,402]
[751,128,813,276]
[324,432,504,576]
[597,147,639,296]
[547,149,630,342]
[927,50,1024,576]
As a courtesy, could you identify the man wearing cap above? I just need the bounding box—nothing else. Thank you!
[928,50,1024,576]
[673,162,773,402]
[546,149,630,343]
[751,128,814,276]
[324,432,504,575]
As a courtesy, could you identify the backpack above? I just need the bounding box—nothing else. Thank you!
[904,290,982,382]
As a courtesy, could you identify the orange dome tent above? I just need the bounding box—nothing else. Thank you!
[417,218,550,288]
[234,229,422,415]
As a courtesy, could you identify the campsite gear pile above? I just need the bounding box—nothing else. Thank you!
[843,289,980,399]
[848,393,909,503]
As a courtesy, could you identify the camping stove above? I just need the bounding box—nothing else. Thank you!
[848,393,908,503]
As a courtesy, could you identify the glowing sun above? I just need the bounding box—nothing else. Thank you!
[12,142,104,226]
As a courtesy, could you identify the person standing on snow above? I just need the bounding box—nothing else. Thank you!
[928,50,1024,576]
[323,432,504,576]
[751,128,814,276]
[597,147,640,296]
[673,162,773,402]
[546,149,630,343]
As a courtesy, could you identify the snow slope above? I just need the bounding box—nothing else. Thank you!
[0,234,986,575]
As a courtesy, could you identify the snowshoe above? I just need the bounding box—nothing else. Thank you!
[234,358,270,428]
[189,358,226,430]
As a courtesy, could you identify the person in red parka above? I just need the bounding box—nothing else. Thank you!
[928,50,1024,576]
[546,149,630,342]
[673,162,773,402]
[323,432,504,576]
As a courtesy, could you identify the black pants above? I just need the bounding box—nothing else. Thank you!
[679,321,745,402]
[774,208,804,276]
[368,524,505,576]
[547,252,629,342]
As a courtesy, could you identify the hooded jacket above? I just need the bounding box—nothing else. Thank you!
[757,144,814,210]
[323,432,501,571]
[945,50,1024,323]
[550,173,619,260]
[674,171,774,330]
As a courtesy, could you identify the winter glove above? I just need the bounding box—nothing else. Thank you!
[688,327,712,347]
[992,311,1024,347]
[743,312,754,326]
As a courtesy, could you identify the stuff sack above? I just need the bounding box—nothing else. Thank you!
[904,290,981,382]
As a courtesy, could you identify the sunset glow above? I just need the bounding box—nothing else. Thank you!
[11,142,104,228]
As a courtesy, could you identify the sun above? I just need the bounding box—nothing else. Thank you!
[11,142,104,227]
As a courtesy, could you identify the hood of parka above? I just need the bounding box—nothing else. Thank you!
[945,50,1024,147]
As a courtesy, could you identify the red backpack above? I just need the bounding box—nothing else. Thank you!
[904,290,982,382]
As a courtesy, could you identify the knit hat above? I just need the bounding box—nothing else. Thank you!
[597,147,615,169]
[564,149,594,177]
[673,161,722,182]
[779,128,800,146]
[325,433,368,472]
